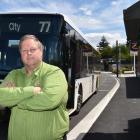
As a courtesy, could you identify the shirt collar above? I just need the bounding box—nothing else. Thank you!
[21,62,43,76]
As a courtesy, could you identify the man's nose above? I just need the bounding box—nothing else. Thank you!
[27,51,32,55]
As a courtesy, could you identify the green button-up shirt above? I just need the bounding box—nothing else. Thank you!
[0,62,69,140]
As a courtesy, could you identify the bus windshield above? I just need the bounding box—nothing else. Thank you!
[0,39,20,71]
[0,35,63,71]
[0,14,64,77]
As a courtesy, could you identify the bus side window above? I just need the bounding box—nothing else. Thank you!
[6,47,21,68]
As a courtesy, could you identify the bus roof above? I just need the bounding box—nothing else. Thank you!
[0,11,97,51]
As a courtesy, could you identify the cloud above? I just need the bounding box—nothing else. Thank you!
[85,32,126,47]
[69,0,136,35]
[70,15,103,30]
[79,7,92,16]
[0,0,138,47]
[111,1,118,6]
[77,0,138,47]
[0,0,46,12]
[44,1,77,15]
[0,0,77,14]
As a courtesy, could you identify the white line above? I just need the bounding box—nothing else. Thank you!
[67,78,120,140]
[98,90,109,92]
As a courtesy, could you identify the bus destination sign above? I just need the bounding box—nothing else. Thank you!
[0,19,51,34]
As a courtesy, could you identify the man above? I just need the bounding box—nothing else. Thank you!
[0,35,69,140]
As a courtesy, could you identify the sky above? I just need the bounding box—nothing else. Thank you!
[0,0,139,47]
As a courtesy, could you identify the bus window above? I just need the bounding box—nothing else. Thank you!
[0,39,22,70]
[41,35,64,68]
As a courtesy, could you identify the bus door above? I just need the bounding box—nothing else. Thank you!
[63,32,77,108]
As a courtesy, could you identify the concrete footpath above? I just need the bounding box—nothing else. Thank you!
[83,74,140,140]
[67,72,120,140]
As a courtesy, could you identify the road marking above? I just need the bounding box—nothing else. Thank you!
[67,78,120,140]
[98,90,109,92]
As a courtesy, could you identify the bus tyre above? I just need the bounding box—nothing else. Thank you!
[75,87,83,114]
[96,78,99,90]
[94,78,99,95]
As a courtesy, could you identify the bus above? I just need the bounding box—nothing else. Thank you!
[0,12,101,117]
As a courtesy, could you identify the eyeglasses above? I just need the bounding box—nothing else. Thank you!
[21,47,39,54]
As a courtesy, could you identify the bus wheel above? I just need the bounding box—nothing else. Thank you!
[75,86,83,114]
[95,78,99,94]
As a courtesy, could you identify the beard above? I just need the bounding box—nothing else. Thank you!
[23,57,42,67]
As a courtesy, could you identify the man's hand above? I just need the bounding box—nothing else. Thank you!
[1,81,15,88]
[34,87,42,95]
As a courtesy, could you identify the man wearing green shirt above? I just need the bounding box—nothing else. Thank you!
[0,35,69,140]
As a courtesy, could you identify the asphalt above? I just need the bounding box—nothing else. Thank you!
[68,72,120,140]
[83,74,140,140]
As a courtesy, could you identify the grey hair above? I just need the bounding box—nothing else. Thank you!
[19,34,44,50]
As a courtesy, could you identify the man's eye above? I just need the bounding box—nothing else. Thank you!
[30,49,37,52]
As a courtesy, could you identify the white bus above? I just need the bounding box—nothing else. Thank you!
[0,12,101,117]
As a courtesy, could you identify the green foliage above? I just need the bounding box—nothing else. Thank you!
[97,36,109,50]
[100,46,113,59]
[96,36,131,62]
[112,44,131,62]
[121,65,132,73]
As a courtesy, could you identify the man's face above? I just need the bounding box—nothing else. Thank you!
[20,39,43,67]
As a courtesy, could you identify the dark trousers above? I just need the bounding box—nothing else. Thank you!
[63,134,67,140]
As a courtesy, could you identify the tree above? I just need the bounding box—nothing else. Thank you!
[97,36,111,59]
[100,46,113,59]
[112,44,131,62]
[97,36,109,51]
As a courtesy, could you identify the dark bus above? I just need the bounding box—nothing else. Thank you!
[0,12,101,116]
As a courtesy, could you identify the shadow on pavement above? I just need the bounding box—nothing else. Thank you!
[82,132,140,140]
[125,118,140,134]
[81,118,140,140]
[125,77,140,98]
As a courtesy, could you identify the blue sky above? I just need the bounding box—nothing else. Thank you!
[0,0,138,46]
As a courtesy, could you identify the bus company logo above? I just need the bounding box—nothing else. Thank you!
[9,22,21,32]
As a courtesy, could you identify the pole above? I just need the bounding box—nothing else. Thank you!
[134,52,136,74]
[116,40,119,77]
[86,55,89,73]
[119,46,121,69]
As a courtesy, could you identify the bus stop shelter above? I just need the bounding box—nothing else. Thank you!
[123,1,140,43]
[123,1,140,76]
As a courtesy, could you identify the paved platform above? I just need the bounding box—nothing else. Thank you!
[67,72,120,140]
[83,76,140,140]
